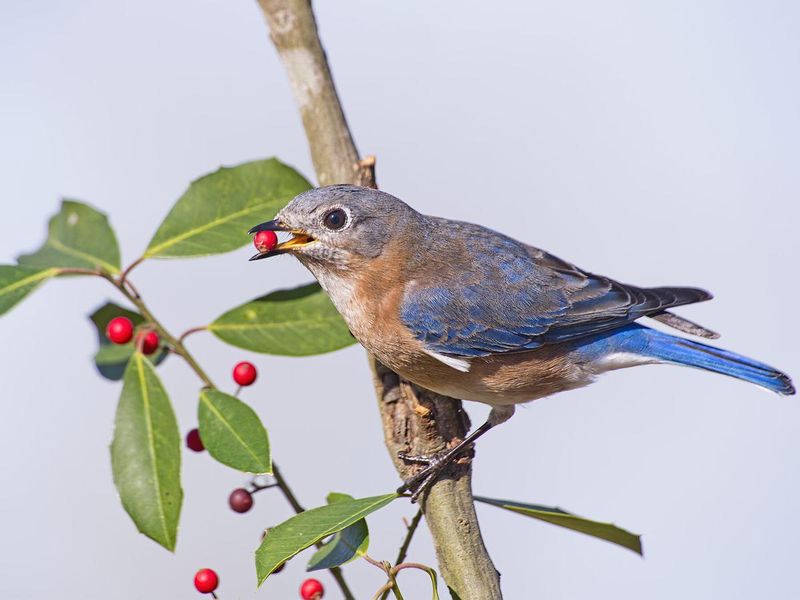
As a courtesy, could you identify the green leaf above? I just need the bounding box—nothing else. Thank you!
[198,389,271,474]
[0,265,58,317]
[208,283,356,356]
[256,493,398,584]
[474,496,642,555]
[307,493,370,572]
[89,302,167,380]
[18,200,121,273]
[111,353,182,551]
[144,158,311,258]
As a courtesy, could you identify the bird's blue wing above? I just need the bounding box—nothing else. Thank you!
[400,220,710,358]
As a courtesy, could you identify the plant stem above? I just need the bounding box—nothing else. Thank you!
[379,509,423,600]
[395,509,423,566]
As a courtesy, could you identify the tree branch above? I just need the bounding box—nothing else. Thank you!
[256,1,502,597]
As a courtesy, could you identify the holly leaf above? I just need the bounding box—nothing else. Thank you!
[198,389,271,474]
[307,493,370,572]
[474,496,642,555]
[208,283,356,356]
[18,200,121,273]
[256,493,398,584]
[0,265,58,317]
[111,353,182,551]
[89,302,167,381]
[144,158,311,258]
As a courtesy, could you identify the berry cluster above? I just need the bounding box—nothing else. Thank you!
[105,316,160,355]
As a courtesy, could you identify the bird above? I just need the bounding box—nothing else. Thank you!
[249,185,795,500]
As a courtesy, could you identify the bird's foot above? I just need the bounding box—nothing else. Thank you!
[396,447,469,503]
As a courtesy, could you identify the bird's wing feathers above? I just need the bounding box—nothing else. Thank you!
[400,221,711,358]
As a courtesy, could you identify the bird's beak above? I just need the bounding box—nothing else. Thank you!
[248,219,316,261]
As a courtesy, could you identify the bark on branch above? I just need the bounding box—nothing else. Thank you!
[256,1,502,597]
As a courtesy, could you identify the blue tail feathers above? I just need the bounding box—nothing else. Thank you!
[641,327,795,396]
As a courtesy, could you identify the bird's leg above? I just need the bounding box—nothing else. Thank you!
[397,405,515,503]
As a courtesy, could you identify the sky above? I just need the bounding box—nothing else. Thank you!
[1,1,799,598]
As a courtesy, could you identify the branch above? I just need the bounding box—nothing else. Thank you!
[256,1,502,597]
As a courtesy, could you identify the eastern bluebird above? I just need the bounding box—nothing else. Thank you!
[250,185,795,498]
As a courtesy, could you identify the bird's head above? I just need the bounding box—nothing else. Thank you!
[248,185,419,273]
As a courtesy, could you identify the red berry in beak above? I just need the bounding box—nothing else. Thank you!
[254,230,278,253]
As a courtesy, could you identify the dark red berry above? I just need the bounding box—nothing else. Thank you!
[232,361,257,386]
[194,568,218,594]
[254,230,278,253]
[106,317,134,344]
[136,330,159,355]
[186,428,204,452]
[229,488,254,513]
[300,578,324,600]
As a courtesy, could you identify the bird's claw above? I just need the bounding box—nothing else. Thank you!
[396,450,459,503]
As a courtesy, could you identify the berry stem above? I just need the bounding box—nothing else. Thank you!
[118,256,145,293]
[178,325,208,344]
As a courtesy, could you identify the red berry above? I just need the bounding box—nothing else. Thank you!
[186,428,204,452]
[300,578,324,600]
[106,317,134,344]
[229,488,254,513]
[232,361,257,386]
[194,568,218,594]
[136,330,160,355]
[254,230,278,254]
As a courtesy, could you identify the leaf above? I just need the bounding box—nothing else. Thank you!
[0,265,58,317]
[111,353,182,551]
[208,283,356,356]
[18,200,121,273]
[256,493,398,584]
[474,496,642,555]
[144,158,311,258]
[198,389,271,474]
[307,493,370,572]
[89,302,167,380]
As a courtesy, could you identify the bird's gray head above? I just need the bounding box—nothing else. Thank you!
[248,185,419,271]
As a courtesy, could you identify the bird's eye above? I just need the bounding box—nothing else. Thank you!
[323,208,348,230]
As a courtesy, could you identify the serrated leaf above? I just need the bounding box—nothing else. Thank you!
[256,493,398,584]
[144,158,311,258]
[89,302,167,380]
[198,389,271,474]
[18,200,121,273]
[307,493,369,572]
[474,496,642,555]
[208,283,356,356]
[0,265,58,317]
[111,353,182,551]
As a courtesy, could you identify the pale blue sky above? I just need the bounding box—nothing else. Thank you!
[1,1,799,598]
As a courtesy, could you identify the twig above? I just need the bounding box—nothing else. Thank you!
[395,509,423,566]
